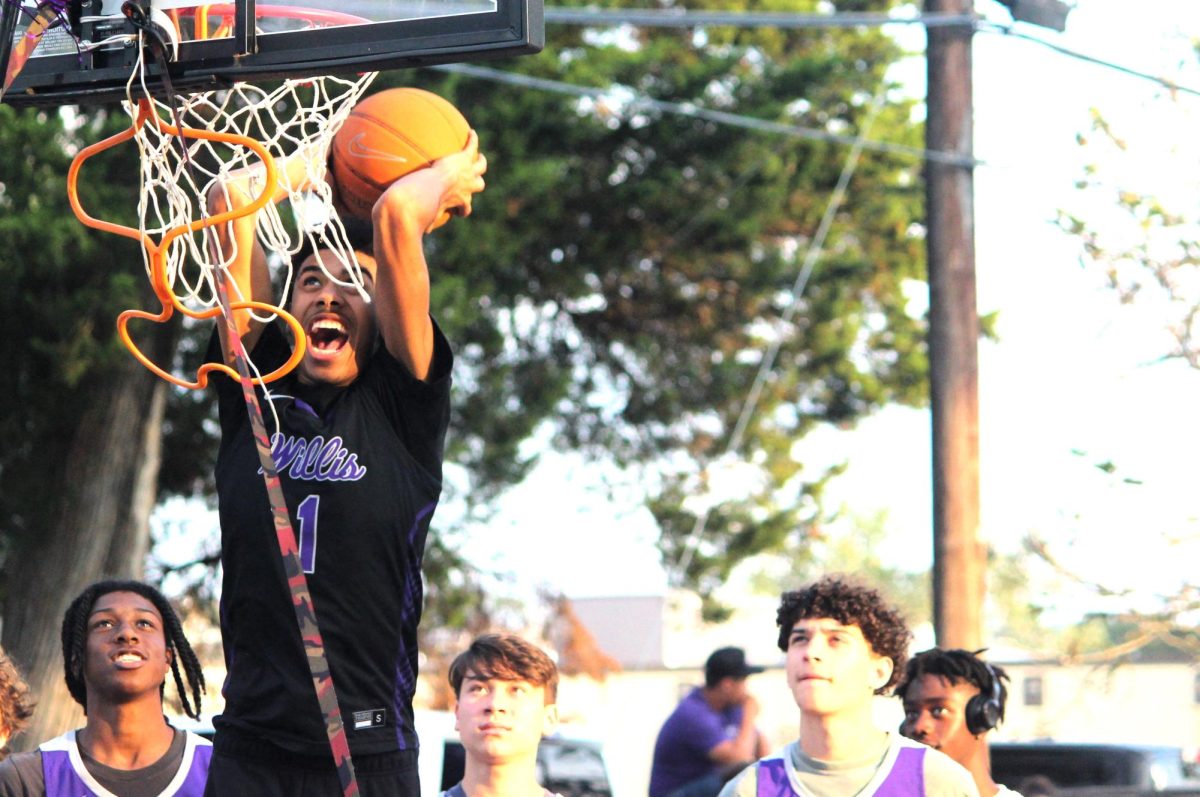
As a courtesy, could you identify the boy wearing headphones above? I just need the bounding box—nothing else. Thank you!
[719,576,977,797]
[897,649,1020,797]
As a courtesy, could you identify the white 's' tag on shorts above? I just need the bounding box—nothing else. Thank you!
[353,708,387,730]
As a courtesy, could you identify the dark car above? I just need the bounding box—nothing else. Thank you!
[991,742,1200,797]
[173,712,614,797]
[438,736,612,797]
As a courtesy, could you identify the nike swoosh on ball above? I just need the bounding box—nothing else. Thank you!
[346,133,411,163]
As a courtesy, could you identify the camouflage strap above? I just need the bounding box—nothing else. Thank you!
[213,281,360,796]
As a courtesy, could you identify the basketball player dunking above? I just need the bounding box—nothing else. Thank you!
[202,111,485,796]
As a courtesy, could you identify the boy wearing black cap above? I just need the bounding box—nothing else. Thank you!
[649,647,770,797]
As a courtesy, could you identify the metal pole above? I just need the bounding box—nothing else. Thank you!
[925,0,985,650]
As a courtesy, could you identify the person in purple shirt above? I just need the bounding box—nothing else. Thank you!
[649,647,771,797]
[0,580,210,797]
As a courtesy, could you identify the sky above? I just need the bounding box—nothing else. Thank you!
[448,0,1200,625]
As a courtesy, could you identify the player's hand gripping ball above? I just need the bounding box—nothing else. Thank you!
[330,87,471,221]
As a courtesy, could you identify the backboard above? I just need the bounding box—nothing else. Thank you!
[2,0,542,105]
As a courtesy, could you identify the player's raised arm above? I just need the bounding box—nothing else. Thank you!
[206,142,329,360]
[370,130,486,380]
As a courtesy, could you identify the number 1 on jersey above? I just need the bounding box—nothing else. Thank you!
[297,494,320,573]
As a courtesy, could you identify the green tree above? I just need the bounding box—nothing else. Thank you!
[1050,97,1200,659]
[2,0,933,740]
[391,0,929,616]
[0,102,177,746]
[747,507,932,623]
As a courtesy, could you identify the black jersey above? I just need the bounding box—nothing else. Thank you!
[212,322,452,757]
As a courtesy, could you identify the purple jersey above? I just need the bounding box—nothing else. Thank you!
[40,730,212,796]
[755,744,926,797]
[650,688,746,797]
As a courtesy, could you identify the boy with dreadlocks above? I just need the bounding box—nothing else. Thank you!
[0,580,210,797]
[897,649,1018,797]
[719,576,978,797]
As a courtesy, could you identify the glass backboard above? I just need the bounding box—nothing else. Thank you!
[1,0,542,105]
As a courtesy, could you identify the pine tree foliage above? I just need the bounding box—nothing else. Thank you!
[381,0,929,614]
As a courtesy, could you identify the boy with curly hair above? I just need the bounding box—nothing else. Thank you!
[0,647,34,760]
[719,576,978,797]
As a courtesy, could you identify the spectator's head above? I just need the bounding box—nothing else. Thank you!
[449,634,559,766]
[0,646,34,758]
[61,580,205,719]
[703,647,763,708]
[896,648,1009,764]
[777,576,911,717]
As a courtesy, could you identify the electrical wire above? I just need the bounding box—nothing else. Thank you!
[437,63,978,168]
[542,5,1200,101]
[543,8,977,29]
[976,20,1200,99]
[670,87,888,586]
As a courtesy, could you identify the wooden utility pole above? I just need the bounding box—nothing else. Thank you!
[925,0,985,650]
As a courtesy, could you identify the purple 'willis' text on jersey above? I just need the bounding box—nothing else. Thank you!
[262,433,368,481]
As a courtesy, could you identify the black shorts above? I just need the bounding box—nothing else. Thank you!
[203,730,420,797]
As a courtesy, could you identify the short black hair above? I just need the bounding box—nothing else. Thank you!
[895,648,1009,722]
[448,634,559,704]
[290,216,375,274]
[776,575,911,694]
[61,580,204,719]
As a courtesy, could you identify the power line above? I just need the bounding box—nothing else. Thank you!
[671,88,888,585]
[436,63,979,168]
[542,6,1200,100]
[543,7,977,29]
[976,21,1200,99]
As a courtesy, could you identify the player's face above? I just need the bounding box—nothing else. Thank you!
[83,591,171,707]
[786,617,892,717]
[289,250,378,387]
[454,673,557,766]
[901,674,981,765]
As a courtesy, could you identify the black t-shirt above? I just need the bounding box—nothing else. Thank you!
[212,322,452,757]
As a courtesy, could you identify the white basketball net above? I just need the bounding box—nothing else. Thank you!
[126,67,379,320]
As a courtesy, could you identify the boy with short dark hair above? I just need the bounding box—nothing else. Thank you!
[896,648,1018,797]
[203,102,486,796]
[649,646,769,797]
[719,576,978,797]
[444,634,560,797]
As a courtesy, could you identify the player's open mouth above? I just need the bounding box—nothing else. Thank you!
[308,318,349,356]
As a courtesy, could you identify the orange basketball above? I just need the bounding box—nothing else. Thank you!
[329,87,471,220]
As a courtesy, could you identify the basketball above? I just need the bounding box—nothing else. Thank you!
[330,87,471,220]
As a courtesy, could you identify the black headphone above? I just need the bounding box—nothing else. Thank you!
[965,662,1003,735]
